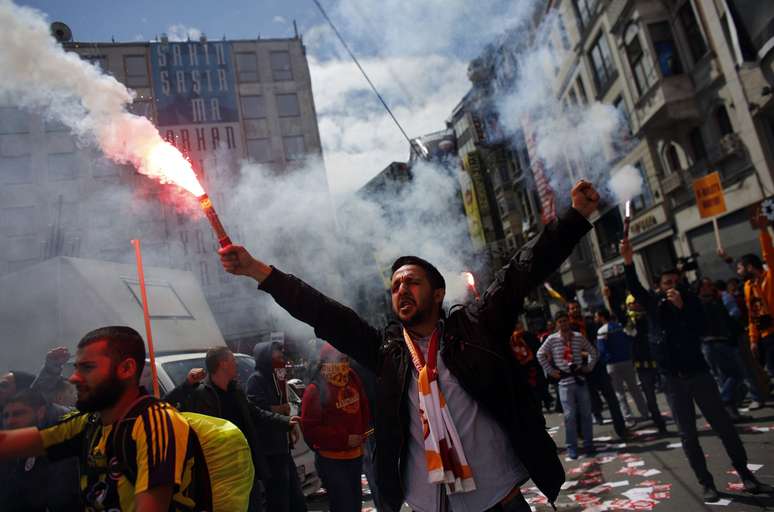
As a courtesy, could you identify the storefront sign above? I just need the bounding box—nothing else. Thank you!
[628,204,667,238]
[693,171,727,218]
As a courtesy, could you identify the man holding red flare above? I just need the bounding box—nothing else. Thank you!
[219,181,600,512]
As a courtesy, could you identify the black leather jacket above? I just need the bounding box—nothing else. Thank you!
[259,208,591,509]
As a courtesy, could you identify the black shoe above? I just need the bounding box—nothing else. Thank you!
[725,405,742,422]
[593,414,604,425]
[741,475,774,494]
[703,485,720,503]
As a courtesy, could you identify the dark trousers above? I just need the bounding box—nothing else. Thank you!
[264,452,307,512]
[588,365,627,437]
[316,454,363,512]
[637,368,666,430]
[249,476,264,512]
[701,341,745,404]
[362,435,384,511]
[760,334,774,377]
[663,371,748,487]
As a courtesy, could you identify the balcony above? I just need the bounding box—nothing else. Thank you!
[660,171,683,195]
[633,74,700,131]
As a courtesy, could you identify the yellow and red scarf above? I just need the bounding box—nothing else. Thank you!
[403,327,476,494]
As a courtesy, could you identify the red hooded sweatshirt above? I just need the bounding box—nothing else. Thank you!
[301,367,371,460]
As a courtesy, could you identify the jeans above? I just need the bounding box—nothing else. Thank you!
[316,455,363,512]
[588,365,627,438]
[663,371,749,487]
[701,341,744,404]
[637,368,666,430]
[264,452,307,512]
[559,382,593,450]
[607,361,648,418]
[759,334,774,377]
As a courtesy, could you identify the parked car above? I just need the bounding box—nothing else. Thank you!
[139,351,322,496]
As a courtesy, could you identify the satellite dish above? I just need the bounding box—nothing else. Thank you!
[50,22,73,43]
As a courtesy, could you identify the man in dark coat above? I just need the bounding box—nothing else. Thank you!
[248,341,308,512]
[165,346,298,512]
[621,238,773,503]
[220,181,600,511]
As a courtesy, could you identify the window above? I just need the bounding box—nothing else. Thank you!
[574,0,598,29]
[1,206,36,236]
[649,22,683,77]
[276,94,300,117]
[199,261,211,286]
[246,138,272,163]
[270,51,293,81]
[241,96,266,119]
[678,2,708,63]
[0,107,29,134]
[47,153,79,181]
[576,76,588,104]
[283,135,305,160]
[614,96,632,136]
[589,33,617,94]
[715,105,733,136]
[128,101,152,119]
[689,127,707,160]
[235,52,259,82]
[124,55,149,87]
[0,155,31,185]
[624,23,654,95]
[83,55,107,72]
[558,14,571,50]
[666,144,681,172]
[628,162,653,213]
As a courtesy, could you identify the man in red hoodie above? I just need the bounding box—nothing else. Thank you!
[301,343,371,512]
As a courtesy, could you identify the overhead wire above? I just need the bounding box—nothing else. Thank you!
[310,0,426,158]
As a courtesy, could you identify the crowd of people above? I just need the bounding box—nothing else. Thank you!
[0,180,772,511]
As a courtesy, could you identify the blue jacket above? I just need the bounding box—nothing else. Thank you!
[596,321,633,364]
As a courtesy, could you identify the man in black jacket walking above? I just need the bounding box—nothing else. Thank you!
[165,346,298,512]
[621,238,773,502]
[219,181,600,511]
[248,341,308,512]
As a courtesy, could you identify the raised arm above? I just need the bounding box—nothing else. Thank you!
[219,245,382,371]
[0,428,44,459]
[620,238,652,307]
[475,181,598,341]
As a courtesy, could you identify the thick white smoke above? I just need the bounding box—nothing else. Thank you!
[609,165,644,202]
[0,0,196,193]
[495,10,642,206]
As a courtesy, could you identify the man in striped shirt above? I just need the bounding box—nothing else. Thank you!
[537,311,598,459]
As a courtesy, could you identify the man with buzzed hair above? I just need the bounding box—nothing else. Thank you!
[165,346,298,512]
[219,180,600,511]
[0,326,213,511]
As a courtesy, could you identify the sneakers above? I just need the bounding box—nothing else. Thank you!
[741,474,774,494]
[748,401,764,410]
[567,446,578,460]
[703,485,720,503]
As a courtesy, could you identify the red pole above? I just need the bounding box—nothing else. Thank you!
[131,239,160,398]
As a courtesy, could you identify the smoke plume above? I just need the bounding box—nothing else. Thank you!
[0,0,197,194]
[609,165,644,202]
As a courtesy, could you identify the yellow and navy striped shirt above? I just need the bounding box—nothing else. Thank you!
[40,400,207,511]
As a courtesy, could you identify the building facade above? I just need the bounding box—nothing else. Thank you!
[455,0,774,312]
[0,27,327,349]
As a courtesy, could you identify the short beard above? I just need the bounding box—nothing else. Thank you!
[75,371,126,412]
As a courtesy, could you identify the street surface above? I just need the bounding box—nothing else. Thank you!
[307,393,774,511]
